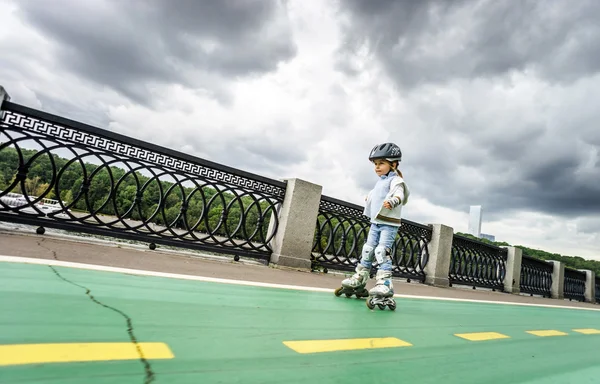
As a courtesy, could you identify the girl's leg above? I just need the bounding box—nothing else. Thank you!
[374,225,397,272]
[360,224,380,269]
[370,225,399,297]
[341,224,380,290]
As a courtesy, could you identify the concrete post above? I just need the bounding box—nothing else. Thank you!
[424,224,453,288]
[0,85,10,120]
[548,260,565,299]
[503,246,523,294]
[269,178,322,270]
[578,269,595,303]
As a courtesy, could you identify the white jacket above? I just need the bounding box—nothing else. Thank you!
[363,174,410,226]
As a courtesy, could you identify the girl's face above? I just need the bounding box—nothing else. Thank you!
[373,159,392,176]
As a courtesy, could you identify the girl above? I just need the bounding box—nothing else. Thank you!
[336,142,410,308]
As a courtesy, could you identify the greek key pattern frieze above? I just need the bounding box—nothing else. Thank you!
[3,109,285,197]
[1,103,284,259]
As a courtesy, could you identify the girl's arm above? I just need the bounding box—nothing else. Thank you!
[385,179,409,208]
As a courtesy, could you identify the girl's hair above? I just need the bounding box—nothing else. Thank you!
[389,161,403,178]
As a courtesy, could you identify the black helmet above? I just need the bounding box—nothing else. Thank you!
[368,142,402,162]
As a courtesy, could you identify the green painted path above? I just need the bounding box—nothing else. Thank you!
[2,260,600,384]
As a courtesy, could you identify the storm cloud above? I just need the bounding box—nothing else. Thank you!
[338,0,600,86]
[338,0,600,221]
[1,0,598,257]
[14,0,297,105]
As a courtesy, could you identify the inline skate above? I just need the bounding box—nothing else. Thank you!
[334,264,370,299]
[365,269,396,310]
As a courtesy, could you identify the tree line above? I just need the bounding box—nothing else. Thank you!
[0,146,277,240]
[0,146,358,251]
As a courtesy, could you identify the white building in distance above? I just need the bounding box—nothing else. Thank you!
[468,205,482,238]
[480,233,496,242]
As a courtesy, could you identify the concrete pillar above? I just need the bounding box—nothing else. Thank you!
[0,85,10,120]
[548,260,565,299]
[424,224,453,288]
[578,269,595,303]
[269,178,322,270]
[503,246,523,294]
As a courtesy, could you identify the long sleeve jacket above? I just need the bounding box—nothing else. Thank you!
[363,172,410,226]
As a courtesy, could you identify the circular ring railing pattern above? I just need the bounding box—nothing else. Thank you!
[563,268,586,302]
[520,254,553,297]
[0,102,284,260]
[311,195,431,281]
[449,235,507,290]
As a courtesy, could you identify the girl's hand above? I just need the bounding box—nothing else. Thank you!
[383,201,392,209]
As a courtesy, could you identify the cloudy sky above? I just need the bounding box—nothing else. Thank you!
[1,0,599,259]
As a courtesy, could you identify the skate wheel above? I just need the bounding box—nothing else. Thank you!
[366,297,375,310]
[388,302,397,311]
[334,287,343,297]
[377,304,385,310]
[345,293,352,298]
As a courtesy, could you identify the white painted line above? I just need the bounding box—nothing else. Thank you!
[0,227,265,267]
[0,255,332,293]
[2,255,599,312]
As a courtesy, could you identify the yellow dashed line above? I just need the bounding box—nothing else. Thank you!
[0,342,174,366]
[283,337,412,354]
[572,328,600,334]
[454,332,510,341]
[526,330,569,337]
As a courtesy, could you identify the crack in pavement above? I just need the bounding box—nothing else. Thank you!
[37,238,59,261]
[41,238,155,383]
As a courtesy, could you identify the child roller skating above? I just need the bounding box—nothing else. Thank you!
[334,142,410,311]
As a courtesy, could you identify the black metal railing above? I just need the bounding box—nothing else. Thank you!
[0,101,285,261]
[519,254,553,297]
[311,195,431,281]
[563,268,586,302]
[449,235,507,290]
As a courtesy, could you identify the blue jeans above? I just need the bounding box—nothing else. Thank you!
[360,223,397,271]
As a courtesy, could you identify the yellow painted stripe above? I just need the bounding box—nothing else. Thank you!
[526,330,568,337]
[283,337,412,354]
[0,342,174,366]
[572,328,600,335]
[454,332,510,341]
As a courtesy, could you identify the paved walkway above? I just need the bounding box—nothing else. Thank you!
[2,230,600,383]
[0,230,598,310]
[2,255,600,383]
